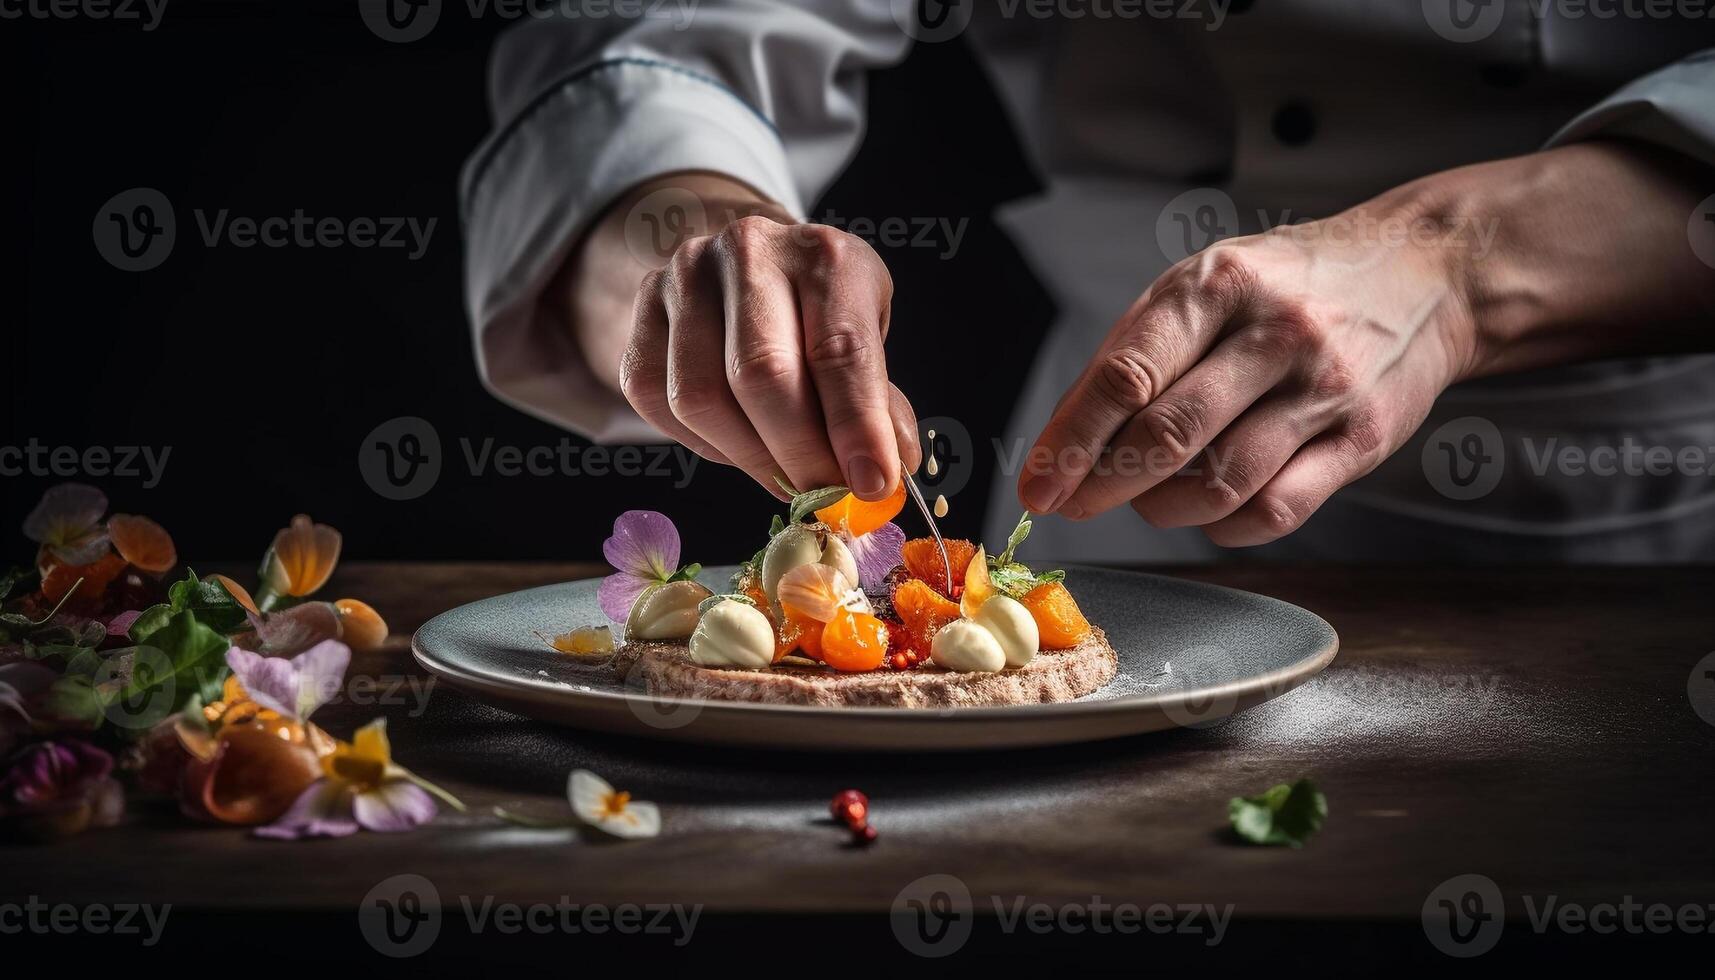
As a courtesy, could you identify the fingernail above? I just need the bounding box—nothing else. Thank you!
[1021,475,1064,514]
[846,454,888,499]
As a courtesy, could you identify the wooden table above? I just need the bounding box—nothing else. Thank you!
[7,562,1713,967]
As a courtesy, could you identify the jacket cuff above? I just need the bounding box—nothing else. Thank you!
[1546,51,1715,168]
[460,59,804,443]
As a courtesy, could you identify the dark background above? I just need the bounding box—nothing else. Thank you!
[5,1,1050,564]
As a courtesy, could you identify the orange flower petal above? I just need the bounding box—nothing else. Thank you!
[814,480,907,538]
[192,720,321,825]
[108,514,177,573]
[271,514,342,597]
[207,573,261,615]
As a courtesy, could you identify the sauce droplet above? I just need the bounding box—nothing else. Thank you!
[926,454,939,477]
[933,494,949,518]
[927,429,936,440]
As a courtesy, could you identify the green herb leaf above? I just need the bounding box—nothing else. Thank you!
[788,485,850,525]
[666,562,703,584]
[1228,778,1327,848]
[997,511,1033,565]
[768,514,786,538]
[120,608,231,720]
[165,570,252,634]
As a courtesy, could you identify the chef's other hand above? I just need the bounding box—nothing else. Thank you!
[562,173,919,502]
[1021,142,1715,545]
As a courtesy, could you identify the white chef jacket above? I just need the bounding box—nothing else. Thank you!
[460,1,1715,562]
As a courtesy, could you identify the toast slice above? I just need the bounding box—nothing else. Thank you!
[620,626,1116,708]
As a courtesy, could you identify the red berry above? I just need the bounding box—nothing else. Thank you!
[830,789,868,826]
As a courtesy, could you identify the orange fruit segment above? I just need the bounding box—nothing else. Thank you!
[814,479,906,538]
[108,514,177,574]
[819,610,889,672]
[901,537,978,599]
[777,603,824,662]
[40,551,127,610]
[1022,582,1092,649]
[958,546,993,619]
[891,577,961,655]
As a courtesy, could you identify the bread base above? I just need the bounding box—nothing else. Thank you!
[620,627,1116,708]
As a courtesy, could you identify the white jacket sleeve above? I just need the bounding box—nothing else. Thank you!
[1547,49,1715,167]
[459,1,912,442]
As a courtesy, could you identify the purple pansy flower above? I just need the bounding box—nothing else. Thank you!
[598,510,692,622]
[846,521,905,593]
[226,640,352,720]
[0,740,124,838]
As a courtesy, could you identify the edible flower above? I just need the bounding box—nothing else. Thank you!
[259,514,342,604]
[568,769,660,839]
[255,718,461,839]
[844,521,905,592]
[598,511,701,623]
[226,639,350,720]
[22,483,111,566]
[0,739,124,841]
[107,514,177,574]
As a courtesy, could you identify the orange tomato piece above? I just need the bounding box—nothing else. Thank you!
[819,610,889,672]
[958,546,993,619]
[1022,581,1092,649]
[108,514,177,573]
[901,537,978,599]
[891,577,961,654]
[814,479,906,538]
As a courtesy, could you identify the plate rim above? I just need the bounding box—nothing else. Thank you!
[410,566,1339,724]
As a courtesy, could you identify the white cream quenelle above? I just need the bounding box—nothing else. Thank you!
[688,598,775,669]
[931,619,1006,673]
[625,580,712,640]
[759,523,861,609]
[973,595,1040,668]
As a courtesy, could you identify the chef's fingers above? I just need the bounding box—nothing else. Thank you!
[1198,419,1390,547]
[889,383,924,474]
[714,217,844,495]
[1019,254,1252,514]
[1059,324,1294,519]
[1127,391,1328,528]
[795,225,902,501]
[658,237,787,498]
[620,260,733,469]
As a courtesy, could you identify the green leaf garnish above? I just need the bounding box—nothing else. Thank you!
[666,562,703,584]
[0,566,37,604]
[131,569,251,643]
[1228,778,1327,848]
[697,593,758,617]
[997,511,1033,565]
[788,485,850,525]
[768,514,786,538]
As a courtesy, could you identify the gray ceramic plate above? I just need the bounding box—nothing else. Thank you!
[412,566,1337,751]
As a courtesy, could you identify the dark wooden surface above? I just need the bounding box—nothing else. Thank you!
[7,562,1714,927]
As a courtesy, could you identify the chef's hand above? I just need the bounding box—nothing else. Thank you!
[1022,141,1715,544]
[559,173,918,501]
